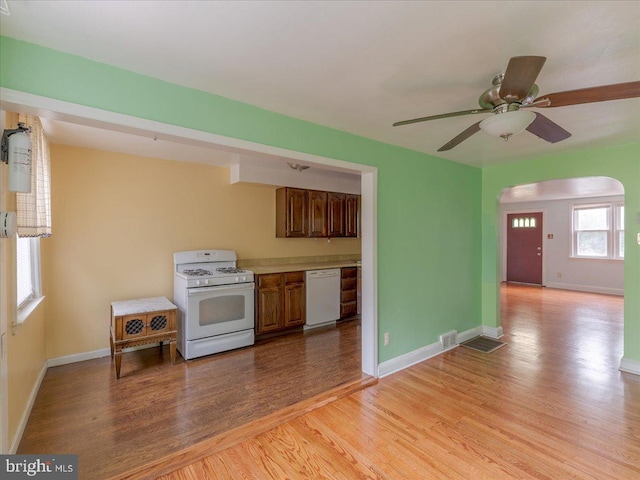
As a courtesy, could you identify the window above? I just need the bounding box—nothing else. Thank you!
[13,114,50,323]
[511,216,537,228]
[572,202,624,259]
[16,236,42,312]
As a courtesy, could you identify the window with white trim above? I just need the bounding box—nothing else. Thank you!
[16,236,42,312]
[572,202,624,259]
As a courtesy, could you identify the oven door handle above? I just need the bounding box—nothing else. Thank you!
[186,282,255,297]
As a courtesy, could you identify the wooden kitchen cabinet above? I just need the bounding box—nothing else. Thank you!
[340,267,358,319]
[345,194,360,238]
[328,192,346,237]
[308,190,328,237]
[256,271,306,335]
[283,272,306,328]
[276,187,308,237]
[256,274,283,334]
[276,187,360,239]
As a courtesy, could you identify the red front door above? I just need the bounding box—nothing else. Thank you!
[507,212,543,285]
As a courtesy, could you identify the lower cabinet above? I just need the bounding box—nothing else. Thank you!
[256,271,306,335]
[340,267,358,319]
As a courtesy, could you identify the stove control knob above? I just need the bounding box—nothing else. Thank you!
[204,279,209,285]
[195,280,201,286]
[241,276,246,282]
[235,276,239,282]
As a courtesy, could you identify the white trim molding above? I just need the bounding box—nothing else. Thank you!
[47,348,111,368]
[545,283,623,296]
[620,357,640,376]
[378,325,489,378]
[378,340,450,378]
[482,325,504,339]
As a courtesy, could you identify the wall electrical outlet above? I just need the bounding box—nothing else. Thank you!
[557,272,562,279]
[384,332,390,346]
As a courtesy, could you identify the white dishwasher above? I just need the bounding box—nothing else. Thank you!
[305,269,341,330]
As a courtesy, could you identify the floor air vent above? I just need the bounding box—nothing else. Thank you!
[440,330,457,349]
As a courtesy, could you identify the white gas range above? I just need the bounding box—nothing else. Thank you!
[173,250,255,360]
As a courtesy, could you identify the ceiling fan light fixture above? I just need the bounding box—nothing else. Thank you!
[479,110,536,140]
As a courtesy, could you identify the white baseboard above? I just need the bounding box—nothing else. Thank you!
[378,325,492,378]
[47,348,111,368]
[9,362,47,454]
[482,325,504,339]
[47,343,160,368]
[545,283,623,296]
[620,357,640,376]
[378,341,447,378]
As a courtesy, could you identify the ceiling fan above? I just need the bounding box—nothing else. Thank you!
[393,56,640,152]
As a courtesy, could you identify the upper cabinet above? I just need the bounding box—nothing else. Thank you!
[327,192,345,237]
[308,190,328,237]
[276,187,360,238]
[276,188,308,237]
[344,194,359,238]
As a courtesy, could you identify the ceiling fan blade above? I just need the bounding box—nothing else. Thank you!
[499,56,546,103]
[533,81,640,107]
[393,108,491,127]
[437,121,481,152]
[526,112,571,143]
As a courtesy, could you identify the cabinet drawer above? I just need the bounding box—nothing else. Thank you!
[340,302,357,318]
[284,271,304,284]
[341,290,356,303]
[341,277,357,290]
[341,267,357,279]
[258,274,283,288]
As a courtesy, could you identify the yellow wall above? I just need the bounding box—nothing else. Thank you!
[46,144,360,359]
[2,111,48,450]
[7,300,46,447]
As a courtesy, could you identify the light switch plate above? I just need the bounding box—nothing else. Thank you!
[637,232,640,245]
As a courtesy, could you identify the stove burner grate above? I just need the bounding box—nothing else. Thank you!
[183,268,213,277]
[216,267,247,274]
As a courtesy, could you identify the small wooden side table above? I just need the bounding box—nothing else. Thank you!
[110,296,177,379]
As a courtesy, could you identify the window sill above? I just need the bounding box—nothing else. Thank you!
[12,295,46,334]
[569,256,624,262]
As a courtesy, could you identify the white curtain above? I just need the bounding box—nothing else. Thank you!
[16,114,52,237]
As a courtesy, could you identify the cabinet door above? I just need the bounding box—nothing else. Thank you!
[284,282,305,327]
[328,192,346,237]
[147,312,172,334]
[257,286,282,334]
[286,188,308,237]
[308,190,328,237]
[345,194,360,238]
[121,314,148,340]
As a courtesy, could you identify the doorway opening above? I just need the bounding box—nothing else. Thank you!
[498,176,625,370]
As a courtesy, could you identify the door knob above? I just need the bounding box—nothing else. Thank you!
[537,253,541,256]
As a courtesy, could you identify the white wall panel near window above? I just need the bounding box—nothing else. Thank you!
[501,195,624,296]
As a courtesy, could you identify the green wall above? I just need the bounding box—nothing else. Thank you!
[0,36,482,364]
[482,144,640,362]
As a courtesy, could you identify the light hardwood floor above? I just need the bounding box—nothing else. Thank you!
[161,285,640,480]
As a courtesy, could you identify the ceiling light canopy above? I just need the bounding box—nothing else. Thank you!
[287,162,309,172]
[479,110,536,141]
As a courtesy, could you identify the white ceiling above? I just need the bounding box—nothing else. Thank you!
[1,0,637,198]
